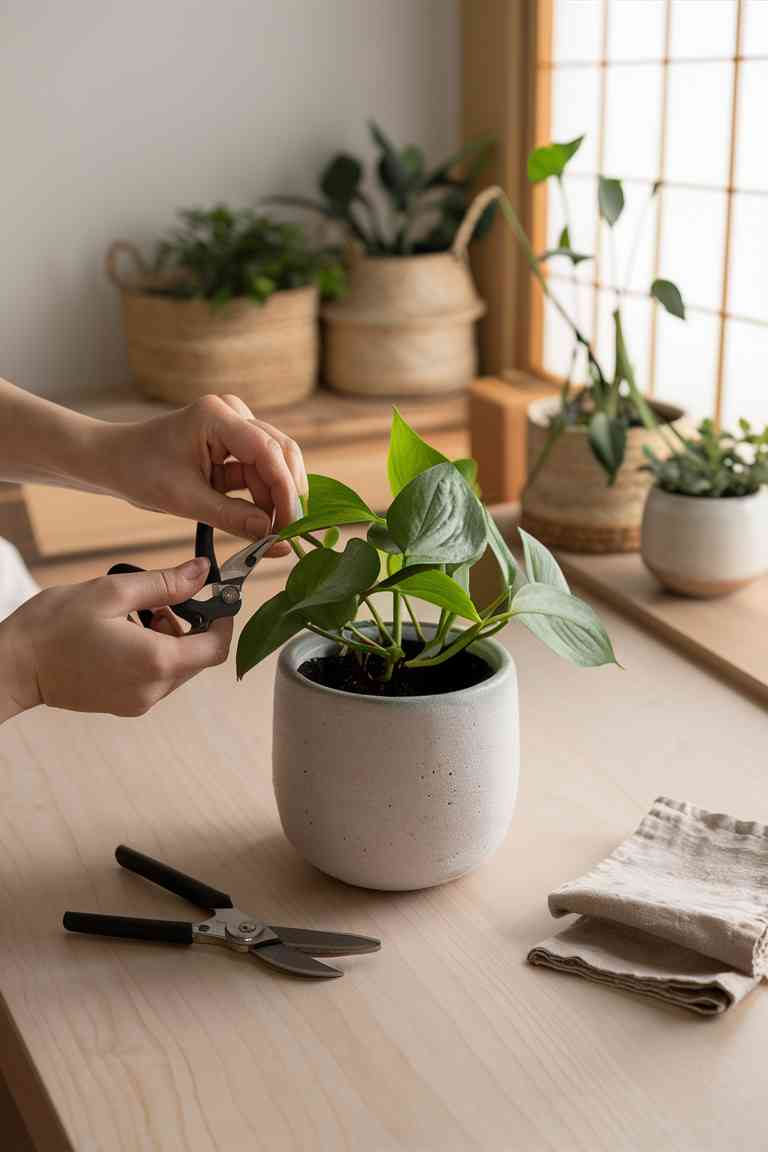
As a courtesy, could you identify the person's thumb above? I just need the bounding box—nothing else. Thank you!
[101,557,211,615]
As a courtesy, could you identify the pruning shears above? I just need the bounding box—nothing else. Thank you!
[64,846,380,979]
[109,523,278,634]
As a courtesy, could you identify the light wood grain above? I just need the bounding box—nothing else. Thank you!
[2,531,768,1151]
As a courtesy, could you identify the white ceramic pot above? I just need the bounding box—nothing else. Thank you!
[641,486,768,597]
[272,626,519,891]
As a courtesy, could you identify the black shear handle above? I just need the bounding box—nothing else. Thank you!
[63,911,194,945]
[107,524,219,630]
[116,845,233,911]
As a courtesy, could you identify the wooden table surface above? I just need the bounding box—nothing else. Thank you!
[2,547,767,1151]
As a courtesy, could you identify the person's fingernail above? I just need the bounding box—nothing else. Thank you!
[246,513,269,538]
[180,557,209,580]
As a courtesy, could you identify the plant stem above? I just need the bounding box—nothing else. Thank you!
[306,624,379,656]
[405,623,483,668]
[401,595,425,641]
[347,624,391,656]
[363,597,395,646]
[392,590,402,647]
[290,539,305,559]
[498,194,607,390]
[300,532,324,548]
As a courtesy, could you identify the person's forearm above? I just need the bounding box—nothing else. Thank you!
[0,378,117,491]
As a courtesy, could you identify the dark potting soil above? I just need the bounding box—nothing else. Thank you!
[298,640,494,698]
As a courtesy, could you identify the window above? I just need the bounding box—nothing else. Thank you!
[531,0,768,428]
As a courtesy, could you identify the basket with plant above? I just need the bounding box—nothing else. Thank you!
[106,205,344,409]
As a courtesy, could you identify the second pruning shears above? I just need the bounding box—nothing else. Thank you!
[109,523,278,634]
[63,846,381,979]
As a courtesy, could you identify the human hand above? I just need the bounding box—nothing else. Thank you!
[0,557,230,722]
[97,395,308,554]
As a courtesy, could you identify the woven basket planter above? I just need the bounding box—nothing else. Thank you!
[521,396,687,554]
[321,189,493,397]
[107,242,318,410]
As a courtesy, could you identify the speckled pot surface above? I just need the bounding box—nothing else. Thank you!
[272,626,519,891]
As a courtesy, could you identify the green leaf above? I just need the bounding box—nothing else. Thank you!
[651,278,686,320]
[527,136,583,183]
[387,462,487,564]
[588,412,627,484]
[236,591,305,679]
[484,508,525,596]
[379,569,481,623]
[424,134,495,188]
[286,538,380,615]
[612,309,656,431]
[279,474,380,539]
[537,246,592,266]
[510,584,617,668]
[518,528,569,592]
[320,154,363,208]
[558,225,570,248]
[367,521,401,554]
[598,177,624,226]
[452,458,480,493]
[370,120,413,211]
[387,408,448,494]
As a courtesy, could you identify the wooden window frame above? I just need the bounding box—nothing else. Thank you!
[463,0,755,425]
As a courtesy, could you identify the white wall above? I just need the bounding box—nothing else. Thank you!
[0,0,459,399]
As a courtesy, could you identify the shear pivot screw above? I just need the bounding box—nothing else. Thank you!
[238,921,258,933]
[221,586,240,605]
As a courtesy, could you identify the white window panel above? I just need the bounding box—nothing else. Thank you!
[669,0,737,59]
[743,0,768,56]
[599,181,658,295]
[541,284,595,380]
[654,309,719,421]
[547,271,595,343]
[604,65,662,180]
[723,321,768,429]
[551,66,601,174]
[660,187,727,312]
[546,175,599,284]
[728,193,768,323]
[665,62,733,187]
[736,62,768,190]
[607,0,665,61]
[552,0,603,63]
[594,287,652,395]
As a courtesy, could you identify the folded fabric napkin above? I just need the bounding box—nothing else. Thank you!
[527,796,768,1015]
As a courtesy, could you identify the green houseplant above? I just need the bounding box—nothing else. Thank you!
[641,419,768,597]
[473,134,688,553]
[106,206,343,410]
[269,122,496,398]
[238,411,617,891]
[152,205,345,306]
[271,120,495,256]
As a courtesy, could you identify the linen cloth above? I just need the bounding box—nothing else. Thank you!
[527,796,768,1015]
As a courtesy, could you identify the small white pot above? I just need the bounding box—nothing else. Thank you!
[641,485,768,597]
[272,626,519,891]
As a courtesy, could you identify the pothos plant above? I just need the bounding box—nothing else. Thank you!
[236,411,618,684]
[498,134,686,485]
[151,205,345,308]
[270,120,496,256]
[643,418,768,498]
